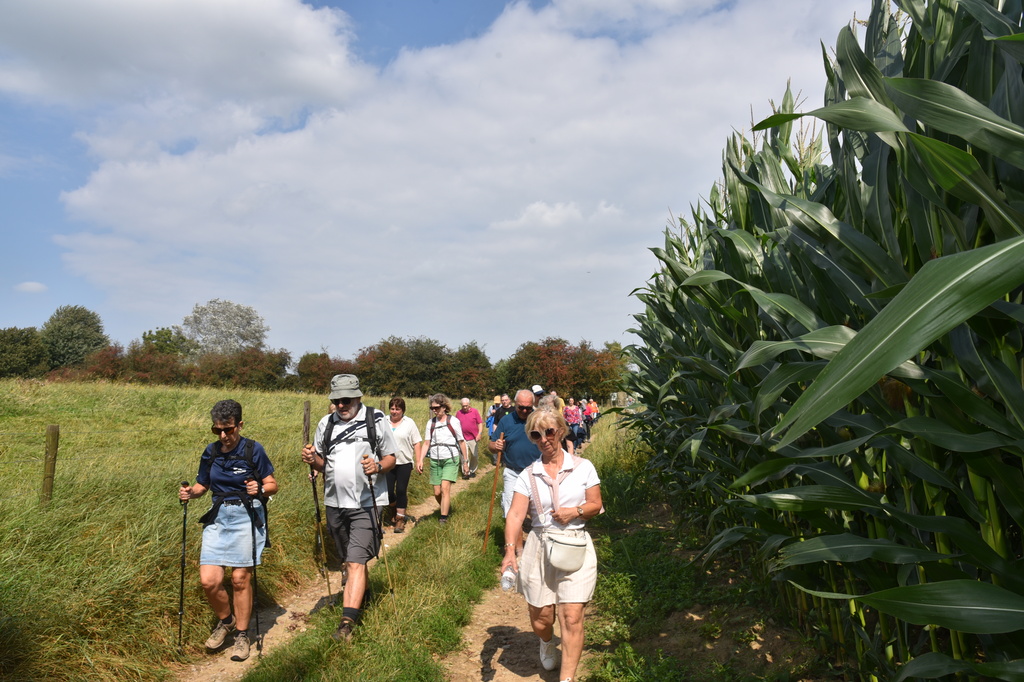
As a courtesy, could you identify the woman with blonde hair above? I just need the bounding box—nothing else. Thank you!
[415,393,466,525]
[500,408,602,682]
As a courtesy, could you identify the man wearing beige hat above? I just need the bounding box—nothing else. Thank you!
[302,374,398,643]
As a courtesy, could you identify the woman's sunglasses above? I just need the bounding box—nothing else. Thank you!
[211,425,238,435]
[528,427,557,442]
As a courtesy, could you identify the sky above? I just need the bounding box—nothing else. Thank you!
[0,0,871,365]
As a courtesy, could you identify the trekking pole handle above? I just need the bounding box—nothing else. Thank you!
[179,481,190,505]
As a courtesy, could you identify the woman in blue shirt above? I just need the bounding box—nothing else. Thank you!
[178,399,278,662]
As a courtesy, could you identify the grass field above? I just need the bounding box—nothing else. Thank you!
[0,379,459,680]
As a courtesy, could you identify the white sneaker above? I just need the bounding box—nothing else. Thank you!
[539,636,560,671]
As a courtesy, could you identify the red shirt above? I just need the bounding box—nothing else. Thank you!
[455,407,483,440]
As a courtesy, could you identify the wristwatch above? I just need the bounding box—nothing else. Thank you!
[376,462,383,473]
[576,505,584,518]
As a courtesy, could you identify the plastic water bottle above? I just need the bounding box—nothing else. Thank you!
[500,566,517,591]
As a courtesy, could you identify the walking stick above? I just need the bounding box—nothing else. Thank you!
[481,433,504,554]
[304,401,331,599]
[363,454,399,620]
[246,480,263,658]
[178,481,189,653]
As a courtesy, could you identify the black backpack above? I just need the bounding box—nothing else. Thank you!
[320,406,382,460]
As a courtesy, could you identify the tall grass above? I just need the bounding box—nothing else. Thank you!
[0,379,440,680]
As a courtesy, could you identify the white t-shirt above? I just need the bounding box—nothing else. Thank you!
[513,453,600,530]
[423,416,464,460]
[389,415,421,466]
[314,404,398,508]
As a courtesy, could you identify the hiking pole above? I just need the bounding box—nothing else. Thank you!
[178,481,189,654]
[481,433,504,554]
[363,454,399,621]
[303,401,331,599]
[246,479,263,658]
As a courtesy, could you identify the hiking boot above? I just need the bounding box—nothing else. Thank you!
[332,616,356,642]
[204,614,236,649]
[229,632,250,661]
[539,636,561,671]
[438,517,448,526]
[394,515,406,533]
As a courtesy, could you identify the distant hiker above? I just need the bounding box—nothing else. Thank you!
[455,397,484,479]
[386,397,421,534]
[500,407,603,682]
[489,394,515,462]
[179,399,279,662]
[563,397,584,450]
[415,393,466,525]
[301,374,398,642]
[487,388,542,554]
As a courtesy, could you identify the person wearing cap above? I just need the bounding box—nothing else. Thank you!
[531,384,545,406]
[488,388,542,554]
[301,374,398,642]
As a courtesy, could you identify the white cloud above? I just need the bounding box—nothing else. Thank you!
[14,281,47,293]
[5,0,869,360]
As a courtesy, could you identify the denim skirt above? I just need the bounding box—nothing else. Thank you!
[200,500,266,568]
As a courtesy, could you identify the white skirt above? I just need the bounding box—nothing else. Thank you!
[517,527,597,606]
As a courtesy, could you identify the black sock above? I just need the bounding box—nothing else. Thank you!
[221,615,234,626]
[342,607,361,624]
[236,630,248,638]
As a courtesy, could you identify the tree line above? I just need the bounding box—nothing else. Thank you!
[1,300,624,398]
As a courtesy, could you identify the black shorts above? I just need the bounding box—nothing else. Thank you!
[325,506,380,565]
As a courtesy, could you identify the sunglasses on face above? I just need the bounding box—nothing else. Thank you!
[331,397,355,406]
[516,405,533,412]
[430,405,443,411]
[528,427,557,442]
[211,425,238,435]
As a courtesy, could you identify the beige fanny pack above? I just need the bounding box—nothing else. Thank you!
[544,530,588,572]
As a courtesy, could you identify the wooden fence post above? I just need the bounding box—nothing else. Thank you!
[41,424,59,507]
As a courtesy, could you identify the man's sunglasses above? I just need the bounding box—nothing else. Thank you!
[515,405,534,412]
[331,397,356,406]
[528,427,557,442]
[211,425,238,435]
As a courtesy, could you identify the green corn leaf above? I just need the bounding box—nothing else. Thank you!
[773,236,1024,449]
[860,581,1024,634]
[886,77,1024,170]
[892,416,1022,452]
[774,533,954,569]
[897,652,1024,682]
[906,133,1024,238]
[740,485,879,512]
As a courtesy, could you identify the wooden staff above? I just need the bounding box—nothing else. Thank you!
[482,432,504,554]
[304,401,331,597]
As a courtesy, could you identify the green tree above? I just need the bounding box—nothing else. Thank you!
[439,341,494,398]
[40,305,110,369]
[180,299,268,355]
[0,327,49,378]
[141,327,197,355]
[356,336,448,397]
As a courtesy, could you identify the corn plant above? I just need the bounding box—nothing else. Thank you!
[624,0,1024,678]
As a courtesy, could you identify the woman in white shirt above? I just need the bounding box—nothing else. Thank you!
[415,393,467,525]
[386,397,422,533]
[499,408,602,682]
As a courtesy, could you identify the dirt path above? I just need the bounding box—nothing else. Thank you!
[175,460,557,682]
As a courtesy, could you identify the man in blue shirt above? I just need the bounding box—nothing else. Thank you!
[488,388,541,553]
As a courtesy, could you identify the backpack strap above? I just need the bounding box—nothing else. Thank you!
[428,417,460,460]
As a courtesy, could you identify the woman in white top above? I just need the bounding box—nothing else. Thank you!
[500,408,602,682]
[386,397,422,533]
[415,393,466,525]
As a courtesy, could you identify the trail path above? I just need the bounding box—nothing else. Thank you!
[174,460,561,682]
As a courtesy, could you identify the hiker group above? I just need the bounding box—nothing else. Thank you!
[178,374,602,682]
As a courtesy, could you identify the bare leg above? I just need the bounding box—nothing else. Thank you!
[557,603,586,681]
[433,485,443,511]
[230,567,253,631]
[343,562,368,609]
[199,565,230,620]
[440,480,452,515]
[528,603,556,641]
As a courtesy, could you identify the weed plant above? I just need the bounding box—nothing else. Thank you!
[0,380,441,680]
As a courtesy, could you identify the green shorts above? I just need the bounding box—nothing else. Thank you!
[429,457,459,485]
